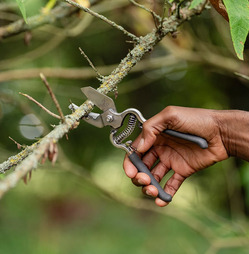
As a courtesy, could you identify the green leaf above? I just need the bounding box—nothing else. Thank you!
[16,0,27,24]
[223,0,249,60]
[189,0,204,9]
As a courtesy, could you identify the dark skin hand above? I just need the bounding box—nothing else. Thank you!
[123,106,249,207]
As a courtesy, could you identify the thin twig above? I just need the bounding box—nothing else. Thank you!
[65,0,139,42]
[129,0,161,24]
[79,47,104,79]
[40,73,65,122]
[177,1,184,19]
[19,92,61,120]
[9,137,23,150]
[160,0,168,26]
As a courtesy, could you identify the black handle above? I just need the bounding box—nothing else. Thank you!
[163,129,208,149]
[127,131,207,202]
[128,152,172,202]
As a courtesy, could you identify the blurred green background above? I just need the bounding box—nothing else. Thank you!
[0,0,249,253]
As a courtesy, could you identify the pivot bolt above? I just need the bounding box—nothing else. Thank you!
[106,115,114,123]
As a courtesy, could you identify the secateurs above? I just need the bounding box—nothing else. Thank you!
[70,87,208,202]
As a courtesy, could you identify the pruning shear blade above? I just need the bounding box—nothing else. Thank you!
[81,87,116,112]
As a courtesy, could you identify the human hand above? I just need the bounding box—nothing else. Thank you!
[123,106,229,207]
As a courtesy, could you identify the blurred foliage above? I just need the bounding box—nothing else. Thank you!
[0,0,249,253]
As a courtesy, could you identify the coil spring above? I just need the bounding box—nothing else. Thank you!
[114,114,137,144]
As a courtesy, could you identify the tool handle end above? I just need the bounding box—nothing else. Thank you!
[128,152,172,202]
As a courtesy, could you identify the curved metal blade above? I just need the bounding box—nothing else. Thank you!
[81,87,116,112]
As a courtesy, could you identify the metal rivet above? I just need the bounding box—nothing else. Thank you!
[106,115,114,122]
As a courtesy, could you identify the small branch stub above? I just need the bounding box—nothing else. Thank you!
[9,137,23,150]
[40,73,65,122]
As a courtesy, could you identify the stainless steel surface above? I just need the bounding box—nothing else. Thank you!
[81,87,116,112]
[80,86,147,152]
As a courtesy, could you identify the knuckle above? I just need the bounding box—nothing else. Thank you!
[164,106,178,118]
[163,106,180,129]
[152,173,162,183]
[142,120,151,132]
[142,120,158,140]
[143,118,161,137]
[166,184,178,194]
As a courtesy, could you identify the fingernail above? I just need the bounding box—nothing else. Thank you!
[146,190,152,196]
[137,138,144,152]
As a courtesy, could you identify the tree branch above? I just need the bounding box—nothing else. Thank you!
[0,52,248,83]
[0,141,41,173]
[0,3,77,39]
[0,0,104,39]
[0,55,180,82]
[0,3,206,198]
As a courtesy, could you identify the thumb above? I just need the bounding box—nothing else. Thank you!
[136,106,178,153]
[136,130,156,153]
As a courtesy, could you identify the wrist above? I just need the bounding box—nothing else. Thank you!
[214,110,249,161]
